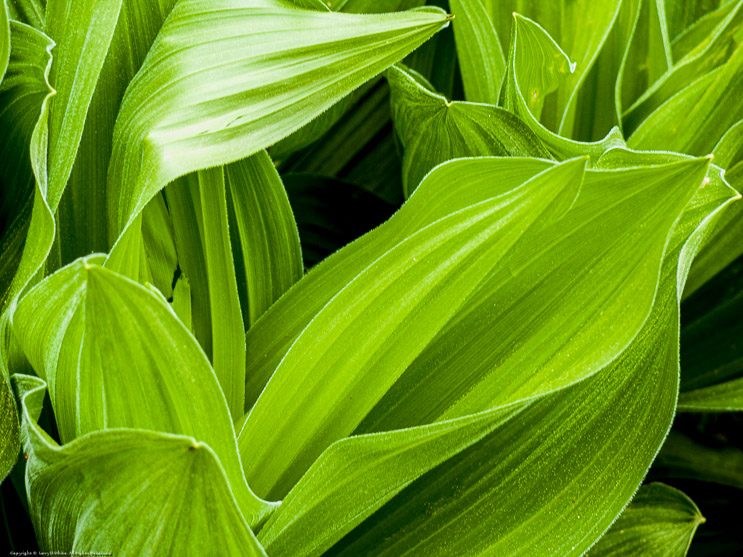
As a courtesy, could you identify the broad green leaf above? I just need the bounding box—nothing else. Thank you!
[5,0,43,28]
[259,401,527,557]
[623,0,743,134]
[653,430,743,491]
[590,483,705,556]
[0,360,17,483]
[308,139,732,557]
[500,14,625,161]
[242,156,712,498]
[227,151,303,326]
[240,157,588,498]
[13,374,267,556]
[449,0,504,104]
[44,0,122,209]
[197,167,246,417]
[244,157,554,409]
[58,0,178,263]
[12,258,274,525]
[388,63,550,195]
[629,38,743,155]
[171,274,192,331]
[361,157,712,429]
[283,174,395,267]
[106,0,452,272]
[335,0,425,12]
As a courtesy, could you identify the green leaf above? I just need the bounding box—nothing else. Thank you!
[679,377,743,411]
[227,151,303,327]
[628,38,743,155]
[197,167,246,418]
[500,13,624,161]
[388,63,550,195]
[57,0,178,263]
[623,1,743,136]
[105,0,452,273]
[11,257,274,526]
[301,142,729,557]
[141,192,178,299]
[13,374,267,556]
[244,157,553,409]
[44,0,122,210]
[590,483,705,556]
[240,157,588,498]
[448,0,504,104]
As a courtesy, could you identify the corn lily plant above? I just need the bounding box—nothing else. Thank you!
[1,0,742,555]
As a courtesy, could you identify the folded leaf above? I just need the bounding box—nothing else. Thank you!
[12,258,274,526]
[388,63,550,195]
[44,0,122,209]
[240,157,588,498]
[227,151,303,326]
[590,483,705,556]
[0,0,8,85]
[13,374,267,556]
[500,13,624,160]
[106,0,452,271]
[5,0,43,28]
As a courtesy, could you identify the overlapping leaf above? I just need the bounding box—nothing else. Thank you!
[105,0,452,274]
[590,483,705,556]
[11,257,273,525]
[14,374,267,555]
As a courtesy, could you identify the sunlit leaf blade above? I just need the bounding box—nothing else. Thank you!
[590,483,705,556]
[44,0,122,209]
[313,145,731,557]
[0,359,17,483]
[335,0,426,12]
[12,258,274,525]
[623,1,743,135]
[283,174,396,267]
[448,0,503,104]
[388,63,550,195]
[670,1,739,62]
[227,151,303,327]
[13,374,267,556]
[628,39,743,155]
[57,0,178,263]
[195,167,246,418]
[259,401,526,557]
[240,157,588,499]
[244,157,553,409]
[500,13,624,161]
[105,0,452,269]
[141,192,178,299]
[361,157,711,431]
